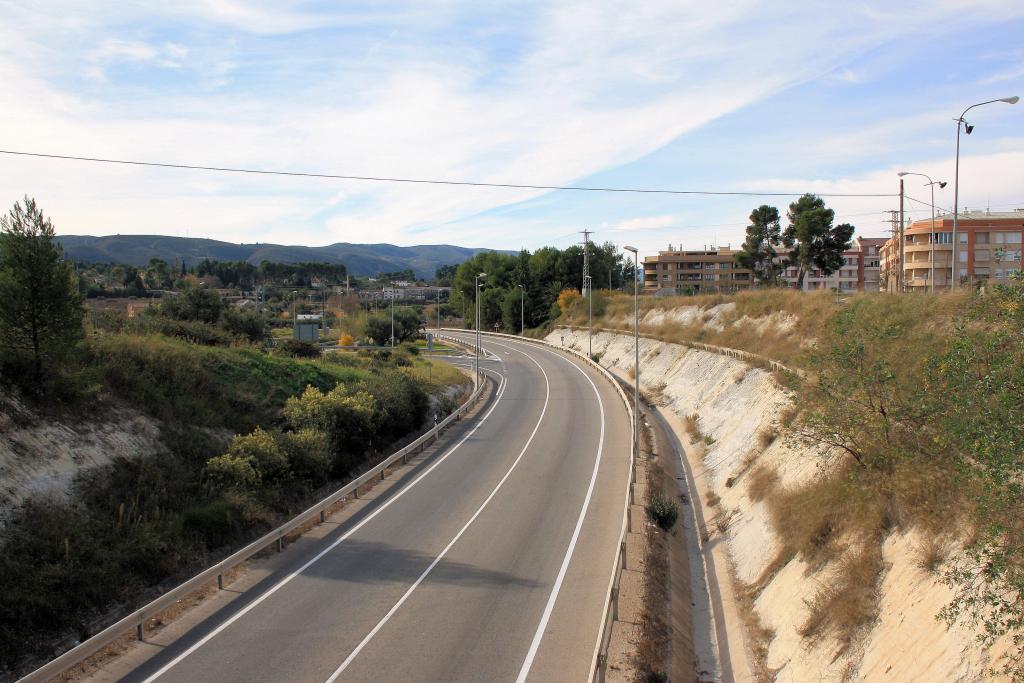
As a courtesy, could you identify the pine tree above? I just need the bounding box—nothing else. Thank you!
[734,205,785,285]
[0,197,84,385]
[782,194,855,289]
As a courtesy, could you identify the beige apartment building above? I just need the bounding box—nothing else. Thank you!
[642,247,754,294]
[881,210,1024,291]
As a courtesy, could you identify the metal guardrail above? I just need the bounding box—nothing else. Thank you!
[440,328,636,683]
[18,336,486,683]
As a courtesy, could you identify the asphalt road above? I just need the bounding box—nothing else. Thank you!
[119,333,631,683]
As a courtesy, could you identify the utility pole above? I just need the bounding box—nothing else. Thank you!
[887,210,900,293]
[436,289,441,330]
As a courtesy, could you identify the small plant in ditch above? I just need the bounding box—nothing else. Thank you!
[646,493,679,530]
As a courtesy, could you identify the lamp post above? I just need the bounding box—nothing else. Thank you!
[898,171,947,292]
[517,284,524,335]
[390,282,395,348]
[952,96,1019,289]
[474,272,486,383]
[624,246,640,459]
[436,288,441,331]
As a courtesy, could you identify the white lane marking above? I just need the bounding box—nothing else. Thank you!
[142,369,509,682]
[515,344,607,683]
[323,341,551,682]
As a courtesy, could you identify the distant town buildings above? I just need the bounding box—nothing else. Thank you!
[641,236,889,295]
[642,247,754,294]
[880,210,1024,291]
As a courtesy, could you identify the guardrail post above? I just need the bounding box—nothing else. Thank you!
[136,623,143,641]
[611,586,619,621]
[217,573,223,590]
[620,539,627,571]
[320,510,326,523]
[277,536,283,552]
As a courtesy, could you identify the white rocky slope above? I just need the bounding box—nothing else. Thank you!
[549,327,1010,683]
[0,393,163,524]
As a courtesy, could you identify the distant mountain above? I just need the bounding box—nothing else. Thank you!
[55,235,506,279]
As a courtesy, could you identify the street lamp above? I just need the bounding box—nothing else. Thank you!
[517,284,525,336]
[624,246,640,459]
[390,282,395,348]
[898,171,947,292]
[951,95,1018,289]
[474,272,486,383]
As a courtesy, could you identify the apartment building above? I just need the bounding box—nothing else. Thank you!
[642,247,754,294]
[781,236,887,292]
[881,210,1024,291]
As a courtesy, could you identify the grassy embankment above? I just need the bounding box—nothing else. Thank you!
[561,285,1024,676]
[0,331,465,676]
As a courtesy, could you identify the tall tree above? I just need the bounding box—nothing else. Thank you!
[0,197,84,383]
[734,205,785,285]
[782,193,855,289]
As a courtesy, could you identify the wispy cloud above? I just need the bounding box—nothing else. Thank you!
[0,0,1022,255]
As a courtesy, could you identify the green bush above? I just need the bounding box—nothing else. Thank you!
[205,452,260,492]
[279,428,331,488]
[275,339,322,358]
[182,495,254,548]
[283,384,376,473]
[646,493,679,530]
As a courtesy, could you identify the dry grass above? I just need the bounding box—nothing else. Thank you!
[747,464,780,503]
[705,491,721,508]
[798,545,888,651]
[736,576,780,683]
[756,425,778,450]
[913,536,952,574]
[634,438,672,681]
[683,413,701,441]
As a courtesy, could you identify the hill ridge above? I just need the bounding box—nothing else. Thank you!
[56,234,508,279]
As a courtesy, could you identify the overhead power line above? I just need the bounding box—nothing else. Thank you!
[0,149,896,198]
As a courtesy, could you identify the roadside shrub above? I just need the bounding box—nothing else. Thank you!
[337,332,355,347]
[205,452,260,492]
[182,494,253,548]
[279,428,331,488]
[225,427,289,482]
[275,339,321,358]
[646,493,679,530]
[283,385,376,472]
[221,307,268,342]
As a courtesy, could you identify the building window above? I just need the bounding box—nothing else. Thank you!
[934,232,953,244]
[960,252,968,262]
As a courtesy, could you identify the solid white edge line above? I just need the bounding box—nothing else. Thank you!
[514,345,607,683]
[141,367,509,682]
[323,337,551,682]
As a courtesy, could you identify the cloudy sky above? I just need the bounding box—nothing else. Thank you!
[0,1,1022,255]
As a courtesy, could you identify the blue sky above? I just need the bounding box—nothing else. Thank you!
[0,1,1022,256]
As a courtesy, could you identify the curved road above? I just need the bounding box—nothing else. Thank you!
[113,333,631,683]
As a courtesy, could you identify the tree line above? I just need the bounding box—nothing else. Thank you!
[450,241,635,333]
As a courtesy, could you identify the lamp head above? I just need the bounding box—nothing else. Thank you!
[938,181,948,189]
[897,171,909,177]
[478,272,486,277]
[965,123,974,134]
[1000,95,1019,104]
[623,245,638,253]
